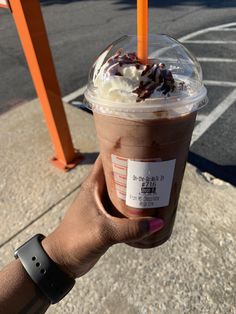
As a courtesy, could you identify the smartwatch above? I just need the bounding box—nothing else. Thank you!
[14,234,75,304]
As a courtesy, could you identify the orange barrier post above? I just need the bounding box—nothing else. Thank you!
[5,0,82,170]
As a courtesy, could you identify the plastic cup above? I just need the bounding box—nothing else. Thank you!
[85,35,207,248]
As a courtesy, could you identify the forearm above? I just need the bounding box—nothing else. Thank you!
[0,156,164,313]
[0,259,50,314]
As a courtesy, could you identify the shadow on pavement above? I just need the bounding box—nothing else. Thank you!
[40,0,236,8]
[188,151,236,186]
[80,152,99,165]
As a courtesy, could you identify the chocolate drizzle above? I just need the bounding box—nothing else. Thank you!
[133,59,176,101]
[115,51,142,68]
[106,51,177,102]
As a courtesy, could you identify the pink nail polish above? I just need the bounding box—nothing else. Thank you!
[149,219,164,234]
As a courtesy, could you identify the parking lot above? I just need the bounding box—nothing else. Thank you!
[0,3,235,313]
[0,2,235,185]
[68,22,236,186]
[179,22,236,185]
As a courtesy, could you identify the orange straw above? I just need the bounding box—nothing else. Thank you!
[137,0,148,64]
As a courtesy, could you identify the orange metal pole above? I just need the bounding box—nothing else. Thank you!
[8,0,82,170]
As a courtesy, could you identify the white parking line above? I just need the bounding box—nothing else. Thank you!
[212,28,236,31]
[63,23,235,149]
[196,114,206,122]
[204,80,236,88]
[62,85,87,103]
[155,57,236,63]
[178,22,236,42]
[198,57,236,63]
[184,40,236,44]
[63,23,236,162]
[191,89,236,146]
[179,22,236,145]
[63,22,236,104]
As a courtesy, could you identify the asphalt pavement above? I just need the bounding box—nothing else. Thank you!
[180,23,236,185]
[1,0,236,106]
[0,0,235,186]
[0,2,236,313]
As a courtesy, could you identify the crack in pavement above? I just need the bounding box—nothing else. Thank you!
[168,7,204,23]
[0,182,82,249]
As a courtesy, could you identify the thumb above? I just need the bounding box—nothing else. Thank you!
[110,217,164,244]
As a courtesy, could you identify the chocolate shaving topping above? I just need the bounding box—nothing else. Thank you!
[116,51,141,68]
[131,54,176,101]
[107,51,177,101]
[179,81,185,91]
[140,64,152,76]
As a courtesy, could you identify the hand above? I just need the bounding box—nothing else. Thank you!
[42,156,164,279]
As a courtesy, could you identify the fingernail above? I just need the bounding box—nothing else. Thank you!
[149,218,164,234]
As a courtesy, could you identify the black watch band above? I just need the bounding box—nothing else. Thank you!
[14,234,75,304]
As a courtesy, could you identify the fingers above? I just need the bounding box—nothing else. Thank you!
[108,217,164,244]
[82,156,164,245]
[80,155,105,195]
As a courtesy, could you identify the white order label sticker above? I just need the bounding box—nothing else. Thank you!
[126,159,176,208]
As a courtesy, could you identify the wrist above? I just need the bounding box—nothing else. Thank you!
[41,232,75,280]
[15,234,75,304]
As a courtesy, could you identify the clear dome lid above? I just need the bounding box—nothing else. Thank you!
[84,34,207,118]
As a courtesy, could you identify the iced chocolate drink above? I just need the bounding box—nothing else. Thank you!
[85,35,207,248]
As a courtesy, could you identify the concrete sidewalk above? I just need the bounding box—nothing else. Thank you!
[0,99,235,314]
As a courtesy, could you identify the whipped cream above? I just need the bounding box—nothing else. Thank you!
[94,50,184,103]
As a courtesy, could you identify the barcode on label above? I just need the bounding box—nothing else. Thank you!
[141,187,156,194]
